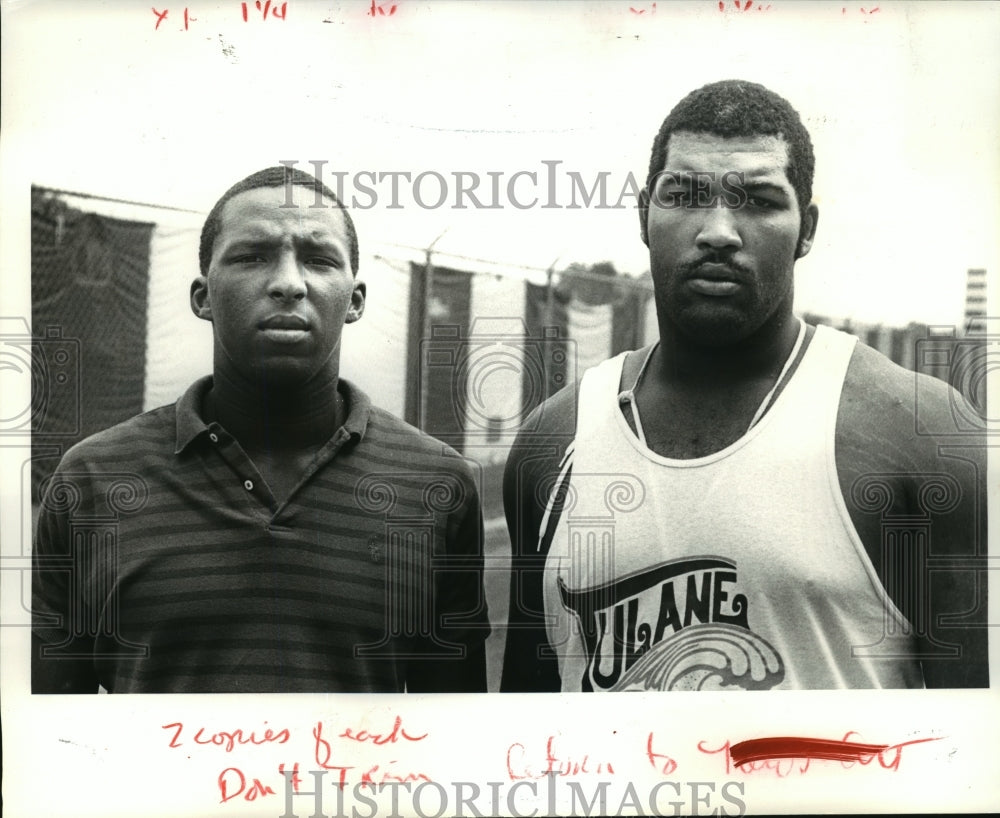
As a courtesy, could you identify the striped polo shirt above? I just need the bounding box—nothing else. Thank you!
[32,377,490,693]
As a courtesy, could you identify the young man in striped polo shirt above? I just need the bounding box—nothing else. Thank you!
[32,167,490,693]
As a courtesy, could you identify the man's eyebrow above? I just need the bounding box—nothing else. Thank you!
[220,235,348,258]
[654,173,792,197]
[220,226,346,245]
[738,180,790,194]
[218,235,281,249]
[297,233,346,246]
[657,171,698,183]
[653,171,717,186]
[218,221,283,240]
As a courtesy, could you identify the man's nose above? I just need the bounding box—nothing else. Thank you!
[268,251,307,301]
[695,202,743,251]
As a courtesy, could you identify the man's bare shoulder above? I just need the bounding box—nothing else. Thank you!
[504,381,579,485]
[838,337,978,470]
[524,380,579,438]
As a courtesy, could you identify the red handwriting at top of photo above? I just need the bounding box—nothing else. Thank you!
[243,1,287,21]
[719,1,772,11]
[152,7,196,30]
[162,721,291,753]
[152,1,885,30]
[698,731,943,777]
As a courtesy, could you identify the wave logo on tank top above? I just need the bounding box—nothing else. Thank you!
[558,556,785,691]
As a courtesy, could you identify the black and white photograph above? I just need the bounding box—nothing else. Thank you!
[1,1,997,815]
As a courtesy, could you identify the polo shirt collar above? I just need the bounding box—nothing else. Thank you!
[338,378,372,442]
[174,375,372,454]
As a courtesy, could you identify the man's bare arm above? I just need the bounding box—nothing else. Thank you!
[500,389,576,692]
[838,343,989,687]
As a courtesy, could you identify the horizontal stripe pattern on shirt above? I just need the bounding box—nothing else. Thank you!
[33,377,489,693]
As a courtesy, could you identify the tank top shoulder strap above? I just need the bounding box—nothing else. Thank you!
[775,324,858,414]
[576,352,630,440]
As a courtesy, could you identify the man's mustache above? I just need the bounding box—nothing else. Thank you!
[678,254,754,280]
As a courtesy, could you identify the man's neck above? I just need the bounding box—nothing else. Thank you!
[626,309,806,459]
[204,368,344,454]
[653,309,801,386]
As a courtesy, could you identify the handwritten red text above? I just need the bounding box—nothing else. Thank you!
[339,715,427,746]
[369,1,398,16]
[242,0,287,21]
[162,721,291,753]
[152,7,196,30]
[506,735,615,781]
[646,732,679,775]
[218,767,276,803]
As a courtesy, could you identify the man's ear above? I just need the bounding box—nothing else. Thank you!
[795,203,819,259]
[638,186,651,247]
[190,276,212,321]
[345,280,366,324]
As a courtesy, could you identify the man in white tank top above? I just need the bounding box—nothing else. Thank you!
[501,80,988,692]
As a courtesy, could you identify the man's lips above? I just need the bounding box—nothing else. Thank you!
[259,314,310,342]
[686,262,745,296]
[260,314,310,330]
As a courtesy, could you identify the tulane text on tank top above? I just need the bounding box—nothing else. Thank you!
[542,325,925,691]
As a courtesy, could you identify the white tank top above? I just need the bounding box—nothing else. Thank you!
[542,325,924,691]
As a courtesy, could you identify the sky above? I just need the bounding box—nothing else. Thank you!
[2,0,998,326]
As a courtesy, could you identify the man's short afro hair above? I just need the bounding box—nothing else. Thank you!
[646,80,815,217]
[199,166,359,277]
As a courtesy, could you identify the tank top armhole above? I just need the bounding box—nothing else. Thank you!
[822,327,914,633]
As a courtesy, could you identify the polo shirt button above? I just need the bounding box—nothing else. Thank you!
[209,433,219,443]
[244,479,254,491]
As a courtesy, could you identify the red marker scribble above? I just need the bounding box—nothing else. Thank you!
[730,735,941,769]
